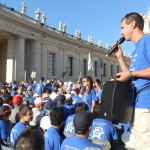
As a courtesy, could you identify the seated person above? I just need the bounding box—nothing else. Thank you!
[29,97,44,126]
[10,105,32,147]
[61,111,102,150]
[64,94,74,114]
[63,102,88,137]
[40,99,54,131]
[44,107,64,150]
[0,105,11,148]
[89,103,118,149]
[71,88,81,105]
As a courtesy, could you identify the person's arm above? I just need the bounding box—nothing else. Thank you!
[115,45,129,72]
[132,68,150,79]
[91,89,96,113]
[91,100,96,113]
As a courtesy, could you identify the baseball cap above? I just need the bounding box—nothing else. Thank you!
[73,111,93,130]
[12,84,18,89]
[43,99,54,111]
[28,97,35,105]
[12,96,23,105]
[34,97,46,105]
[65,94,72,100]
[0,105,11,115]
[50,92,58,101]
[33,93,40,98]
[56,95,65,106]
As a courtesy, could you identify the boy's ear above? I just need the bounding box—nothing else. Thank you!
[89,126,92,132]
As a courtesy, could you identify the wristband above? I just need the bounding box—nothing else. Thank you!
[129,71,134,80]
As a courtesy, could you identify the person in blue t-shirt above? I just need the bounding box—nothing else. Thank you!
[63,102,89,137]
[115,12,150,149]
[27,81,35,92]
[89,103,118,149]
[44,107,64,150]
[64,94,74,114]
[35,77,44,96]
[81,76,96,112]
[71,88,81,105]
[10,105,32,147]
[0,105,11,148]
[94,79,102,103]
[61,111,102,150]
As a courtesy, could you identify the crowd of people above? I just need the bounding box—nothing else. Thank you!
[0,76,130,150]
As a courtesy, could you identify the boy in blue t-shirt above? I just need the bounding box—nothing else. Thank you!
[10,105,32,147]
[89,103,118,149]
[61,111,102,150]
[44,107,64,150]
[0,105,11,148]
[63,102,89,137]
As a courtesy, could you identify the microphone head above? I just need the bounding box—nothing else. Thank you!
[119,37,125,44]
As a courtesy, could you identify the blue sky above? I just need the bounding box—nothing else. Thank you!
[0,0,150,55]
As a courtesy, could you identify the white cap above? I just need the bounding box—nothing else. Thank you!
[33,93,40,98]
[50,92,58,101]
[65,94,72,100]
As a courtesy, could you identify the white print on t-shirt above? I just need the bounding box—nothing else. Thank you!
[66,122,74,133]
[92,127,104,140]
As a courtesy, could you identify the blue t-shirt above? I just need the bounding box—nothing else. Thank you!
[27,85,35,91]
[11,90,18,96]
[45,126,62,150]
[35,82,44,96]
[82,89,96,110]
[118,123,130,132]
[72,95,81,105]
[129,35,150,108]
[95,88,102,103]
[10,122,26,146]
[64,114,75,135]
[64,104,74,113]
[0,120,9,146]
[89,118,118,141]
[60,135,102,150]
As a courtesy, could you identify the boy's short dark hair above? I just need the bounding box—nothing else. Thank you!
[18,105,32,119]
[50,107,64,126]
[14,126,44,150]
[74,102,89,114]
[93,103,101,118]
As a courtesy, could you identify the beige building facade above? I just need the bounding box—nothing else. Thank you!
[0,3,131,83]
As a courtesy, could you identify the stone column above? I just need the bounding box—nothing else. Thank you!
[59,47,64,80]
[6,38,16,83]
[76,51,80,80]
[15,36,25,82]
[30,40,42,81]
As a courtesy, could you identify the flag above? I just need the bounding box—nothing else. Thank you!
[88,52,93,71]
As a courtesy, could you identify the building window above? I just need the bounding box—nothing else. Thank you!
[103,63,106,77]
[94,62,98,77]
[83,59,87,76]
[48,53,55,77]
[111,65,113,77]
[68,57,73,76]
[117,66,120,73]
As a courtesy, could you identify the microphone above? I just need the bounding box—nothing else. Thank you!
[106,37,125,57]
